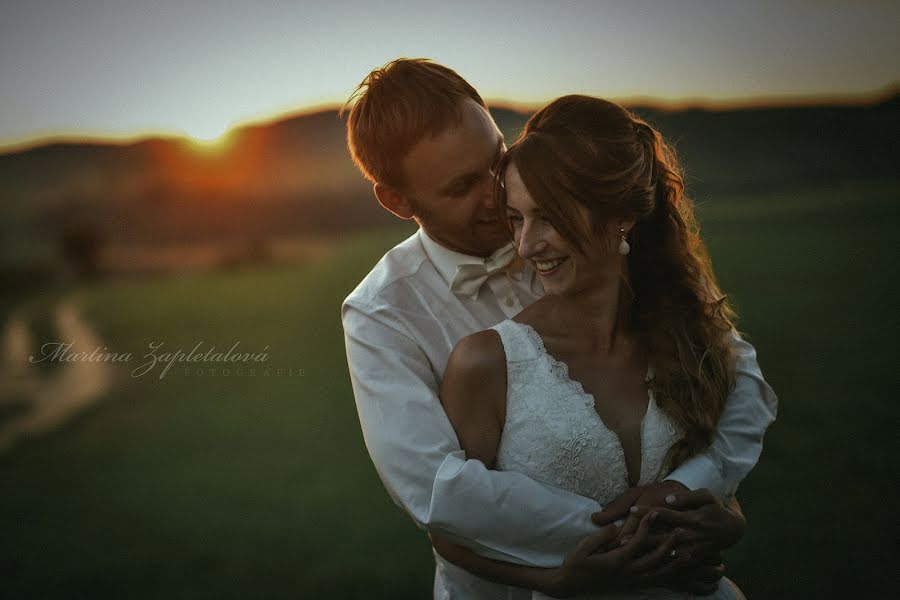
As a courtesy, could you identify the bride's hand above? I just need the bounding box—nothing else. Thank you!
[628,488,746,550]
[590,480,689,547]
[591,480,688,528]
[546,511,685,598]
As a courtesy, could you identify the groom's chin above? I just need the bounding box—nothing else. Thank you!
[477,222,512,244]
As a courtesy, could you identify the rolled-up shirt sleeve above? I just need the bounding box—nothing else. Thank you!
[342,299,602,567]
[665,331,778,497]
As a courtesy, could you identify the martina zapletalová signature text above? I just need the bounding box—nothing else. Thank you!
[28,341,299,380]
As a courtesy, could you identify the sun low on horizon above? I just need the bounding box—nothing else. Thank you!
[183,122,232,144]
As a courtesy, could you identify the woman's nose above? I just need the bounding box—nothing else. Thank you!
[516,220,545,258]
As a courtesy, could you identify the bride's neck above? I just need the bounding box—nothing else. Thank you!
[563,279,633,352]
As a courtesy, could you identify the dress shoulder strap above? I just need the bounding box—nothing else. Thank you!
[489,319,542,364]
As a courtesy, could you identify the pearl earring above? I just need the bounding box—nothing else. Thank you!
[618,227,630,256]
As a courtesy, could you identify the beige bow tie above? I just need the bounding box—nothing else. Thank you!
[449,244,523,300]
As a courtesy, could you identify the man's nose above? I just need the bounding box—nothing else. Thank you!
[480,171,497,210]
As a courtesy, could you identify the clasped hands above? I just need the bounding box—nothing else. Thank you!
[548,481,745,598]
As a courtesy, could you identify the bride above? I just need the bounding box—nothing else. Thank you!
[433,95,746,599]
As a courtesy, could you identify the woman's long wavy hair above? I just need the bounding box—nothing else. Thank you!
[495,95,737,471]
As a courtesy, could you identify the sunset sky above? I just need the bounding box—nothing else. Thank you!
[1,0,897,150]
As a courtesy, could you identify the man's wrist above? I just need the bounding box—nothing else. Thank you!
[722,504,746,548]
[664,453,729,497]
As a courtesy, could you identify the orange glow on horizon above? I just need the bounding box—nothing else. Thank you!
[148,128,268,193]
[1,85,896,156]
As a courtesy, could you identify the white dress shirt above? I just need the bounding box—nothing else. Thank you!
[341,229,777,599]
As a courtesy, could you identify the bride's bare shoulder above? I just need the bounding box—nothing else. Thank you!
[446,329,506,381]
[441,329,507,464]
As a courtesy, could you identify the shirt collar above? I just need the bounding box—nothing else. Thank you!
[418,228,520,287]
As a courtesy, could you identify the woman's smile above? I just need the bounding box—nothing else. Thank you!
[534,256,569,275]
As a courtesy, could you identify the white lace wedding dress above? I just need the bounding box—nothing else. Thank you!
[490,319,743,600]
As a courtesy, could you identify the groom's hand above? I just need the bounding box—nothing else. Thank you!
[549,511,683,598]
[625,489,745,594]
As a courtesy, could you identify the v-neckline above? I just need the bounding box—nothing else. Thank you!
[513,320,654,486]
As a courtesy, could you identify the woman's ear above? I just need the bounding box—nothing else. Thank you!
[374,182,415,220]
[605,219,635,241]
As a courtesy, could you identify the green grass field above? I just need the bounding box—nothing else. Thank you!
[1,180,897,598]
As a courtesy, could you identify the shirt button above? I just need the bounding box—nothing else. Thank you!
[504,297,514,307]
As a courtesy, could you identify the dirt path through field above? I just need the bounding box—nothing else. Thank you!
[0,300,113,452]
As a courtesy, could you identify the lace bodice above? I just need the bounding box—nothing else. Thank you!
[489,319,742,600]
[492,319,681,508]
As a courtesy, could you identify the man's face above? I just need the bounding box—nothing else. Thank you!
[399,99,510,258]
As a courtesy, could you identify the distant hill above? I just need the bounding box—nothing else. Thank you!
[1,95,897,267]
[629,97,900,194]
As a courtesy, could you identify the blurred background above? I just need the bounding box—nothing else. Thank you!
[1,1,897,598]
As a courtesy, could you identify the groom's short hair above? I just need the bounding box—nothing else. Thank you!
[343,58,486,187]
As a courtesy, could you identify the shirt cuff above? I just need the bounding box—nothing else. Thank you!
[664,453,730,498]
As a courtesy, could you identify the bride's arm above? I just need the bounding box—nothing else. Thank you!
[439,331,568,593]
[438,330,507,469]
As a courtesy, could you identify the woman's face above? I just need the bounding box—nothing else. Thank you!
[504,162,622,296]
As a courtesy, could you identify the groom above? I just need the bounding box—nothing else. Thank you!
[341,58,777,598]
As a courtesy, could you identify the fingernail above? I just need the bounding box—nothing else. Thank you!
[665,495,676,504]
[620,536,631,545]
[614,519,624,528]
[629,506,639,514]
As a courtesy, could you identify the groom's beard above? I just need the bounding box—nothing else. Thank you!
[410,199,511,257]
